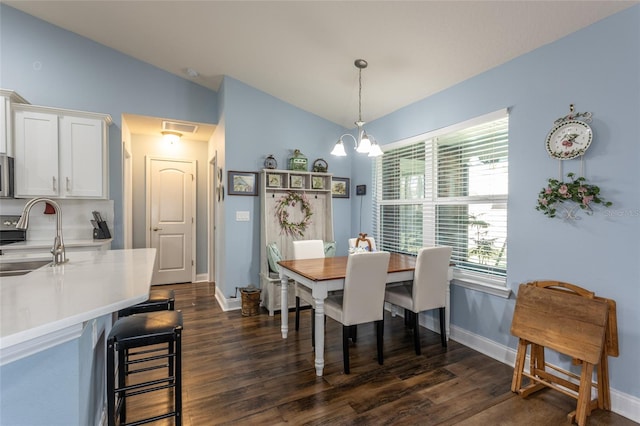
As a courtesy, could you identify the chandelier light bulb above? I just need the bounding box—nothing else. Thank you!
[330,140,347,156]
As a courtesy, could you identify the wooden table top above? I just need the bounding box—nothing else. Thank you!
[278,253,416,282]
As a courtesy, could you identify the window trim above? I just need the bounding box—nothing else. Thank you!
[452,271,511,298]
[375,108,511,297]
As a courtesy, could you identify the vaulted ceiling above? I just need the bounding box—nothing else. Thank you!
[5,1,637,128]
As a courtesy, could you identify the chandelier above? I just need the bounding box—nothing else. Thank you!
[331,59,383,157]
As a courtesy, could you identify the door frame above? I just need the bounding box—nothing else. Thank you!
[145,155,197,284]
[208,154,218,283]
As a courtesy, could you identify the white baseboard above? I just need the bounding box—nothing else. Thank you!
[215,286,241,311]
[423,316,640,423]
[194,273,209,283]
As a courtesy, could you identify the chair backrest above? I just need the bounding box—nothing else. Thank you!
[348,236,377,252]
[412,246,453,312]
[341,251,391,325]
[292,239,325,260]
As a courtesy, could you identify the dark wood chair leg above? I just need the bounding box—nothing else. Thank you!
[295,296,301,331]
[413,311,421,355]
[376,319,384,365]
[350,324,357,343]
[439,307,447,347]
[404,308,410,327]
[342,325,350,374]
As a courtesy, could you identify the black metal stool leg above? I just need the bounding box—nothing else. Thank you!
[175,329,183,425]
[107,339,116,426]
[118,342,126,423]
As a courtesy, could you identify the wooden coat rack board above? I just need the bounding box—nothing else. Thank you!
[510,281,618,426]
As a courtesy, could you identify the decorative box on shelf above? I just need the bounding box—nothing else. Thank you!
[288,149,308,171]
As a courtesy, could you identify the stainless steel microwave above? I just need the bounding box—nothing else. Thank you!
[0,155,15,198]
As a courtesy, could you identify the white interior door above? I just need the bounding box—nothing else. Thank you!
[147,157,195,285]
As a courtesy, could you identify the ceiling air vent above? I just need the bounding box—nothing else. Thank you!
[162,120,199,134]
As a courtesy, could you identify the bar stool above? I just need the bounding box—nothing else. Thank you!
[118,289,175,317]
[107,310,183,426]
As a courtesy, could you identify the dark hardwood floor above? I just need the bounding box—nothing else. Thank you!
[125,282,636,425]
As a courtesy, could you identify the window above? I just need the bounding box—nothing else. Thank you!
[373,110,509,293]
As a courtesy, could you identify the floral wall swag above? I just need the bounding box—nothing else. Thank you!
[536,172,612,219]
[275,192,313,236]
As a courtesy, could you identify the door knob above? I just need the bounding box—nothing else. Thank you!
[153,227,163,231]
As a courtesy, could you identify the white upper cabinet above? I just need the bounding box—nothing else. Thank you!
[14,104,112,199]
[0,89,28,156]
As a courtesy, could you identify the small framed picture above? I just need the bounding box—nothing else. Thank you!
[228,171,259,196]
[267,173,282,188]
[331,177,350,198]
[290,175,304,189]
[312,176,324,190]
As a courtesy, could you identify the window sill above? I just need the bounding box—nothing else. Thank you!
[451,270,512,298]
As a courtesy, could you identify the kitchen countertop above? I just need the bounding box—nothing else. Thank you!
[0,238,112,251]
[0,248,156,365]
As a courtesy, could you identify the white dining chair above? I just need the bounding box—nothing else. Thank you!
[324,251,391,374]
[384,246,452,355]
[292,240,325,341]
[348,235,376,252]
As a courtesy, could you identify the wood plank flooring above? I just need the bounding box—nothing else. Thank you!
[124,282,636,425]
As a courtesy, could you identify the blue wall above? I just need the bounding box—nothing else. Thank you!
[365,6,640,399]
[217,77,351,293]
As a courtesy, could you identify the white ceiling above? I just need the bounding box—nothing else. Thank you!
[6,1,638,130]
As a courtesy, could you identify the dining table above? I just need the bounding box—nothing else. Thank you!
[278,253,451,376]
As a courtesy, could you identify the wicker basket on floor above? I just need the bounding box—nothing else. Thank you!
[240,288,261,316]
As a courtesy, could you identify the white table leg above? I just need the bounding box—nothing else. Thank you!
[280,274,288,338]
[313,296,325,376]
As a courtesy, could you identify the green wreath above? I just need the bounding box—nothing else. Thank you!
[275,192,313,237]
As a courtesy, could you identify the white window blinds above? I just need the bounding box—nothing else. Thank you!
[373,111,509,281]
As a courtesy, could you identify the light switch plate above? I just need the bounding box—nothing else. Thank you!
[236,211,250,221]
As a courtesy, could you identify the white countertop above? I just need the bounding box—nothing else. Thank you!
[0,238,112,251]
[0,248,156,364]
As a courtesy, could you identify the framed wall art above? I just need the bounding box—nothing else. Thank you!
[228,171,259,196]
[290,175,304,189]
[331,177,350,198]
[267,173,282,188]
[312,176,324,190]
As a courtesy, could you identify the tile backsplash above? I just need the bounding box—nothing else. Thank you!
[0,198,114,241]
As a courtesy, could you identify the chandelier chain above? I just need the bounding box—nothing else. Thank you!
[358,67,363,122]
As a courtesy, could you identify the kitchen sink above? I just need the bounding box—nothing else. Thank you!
[0,260,51,277]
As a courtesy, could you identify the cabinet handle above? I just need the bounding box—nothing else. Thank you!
[153,227,163,231]
[66,177,71,191]
[52,176,57,191]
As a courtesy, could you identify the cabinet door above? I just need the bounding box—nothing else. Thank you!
[59,115,105,198]
[14,110,59,197]
[0,97,7,154]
